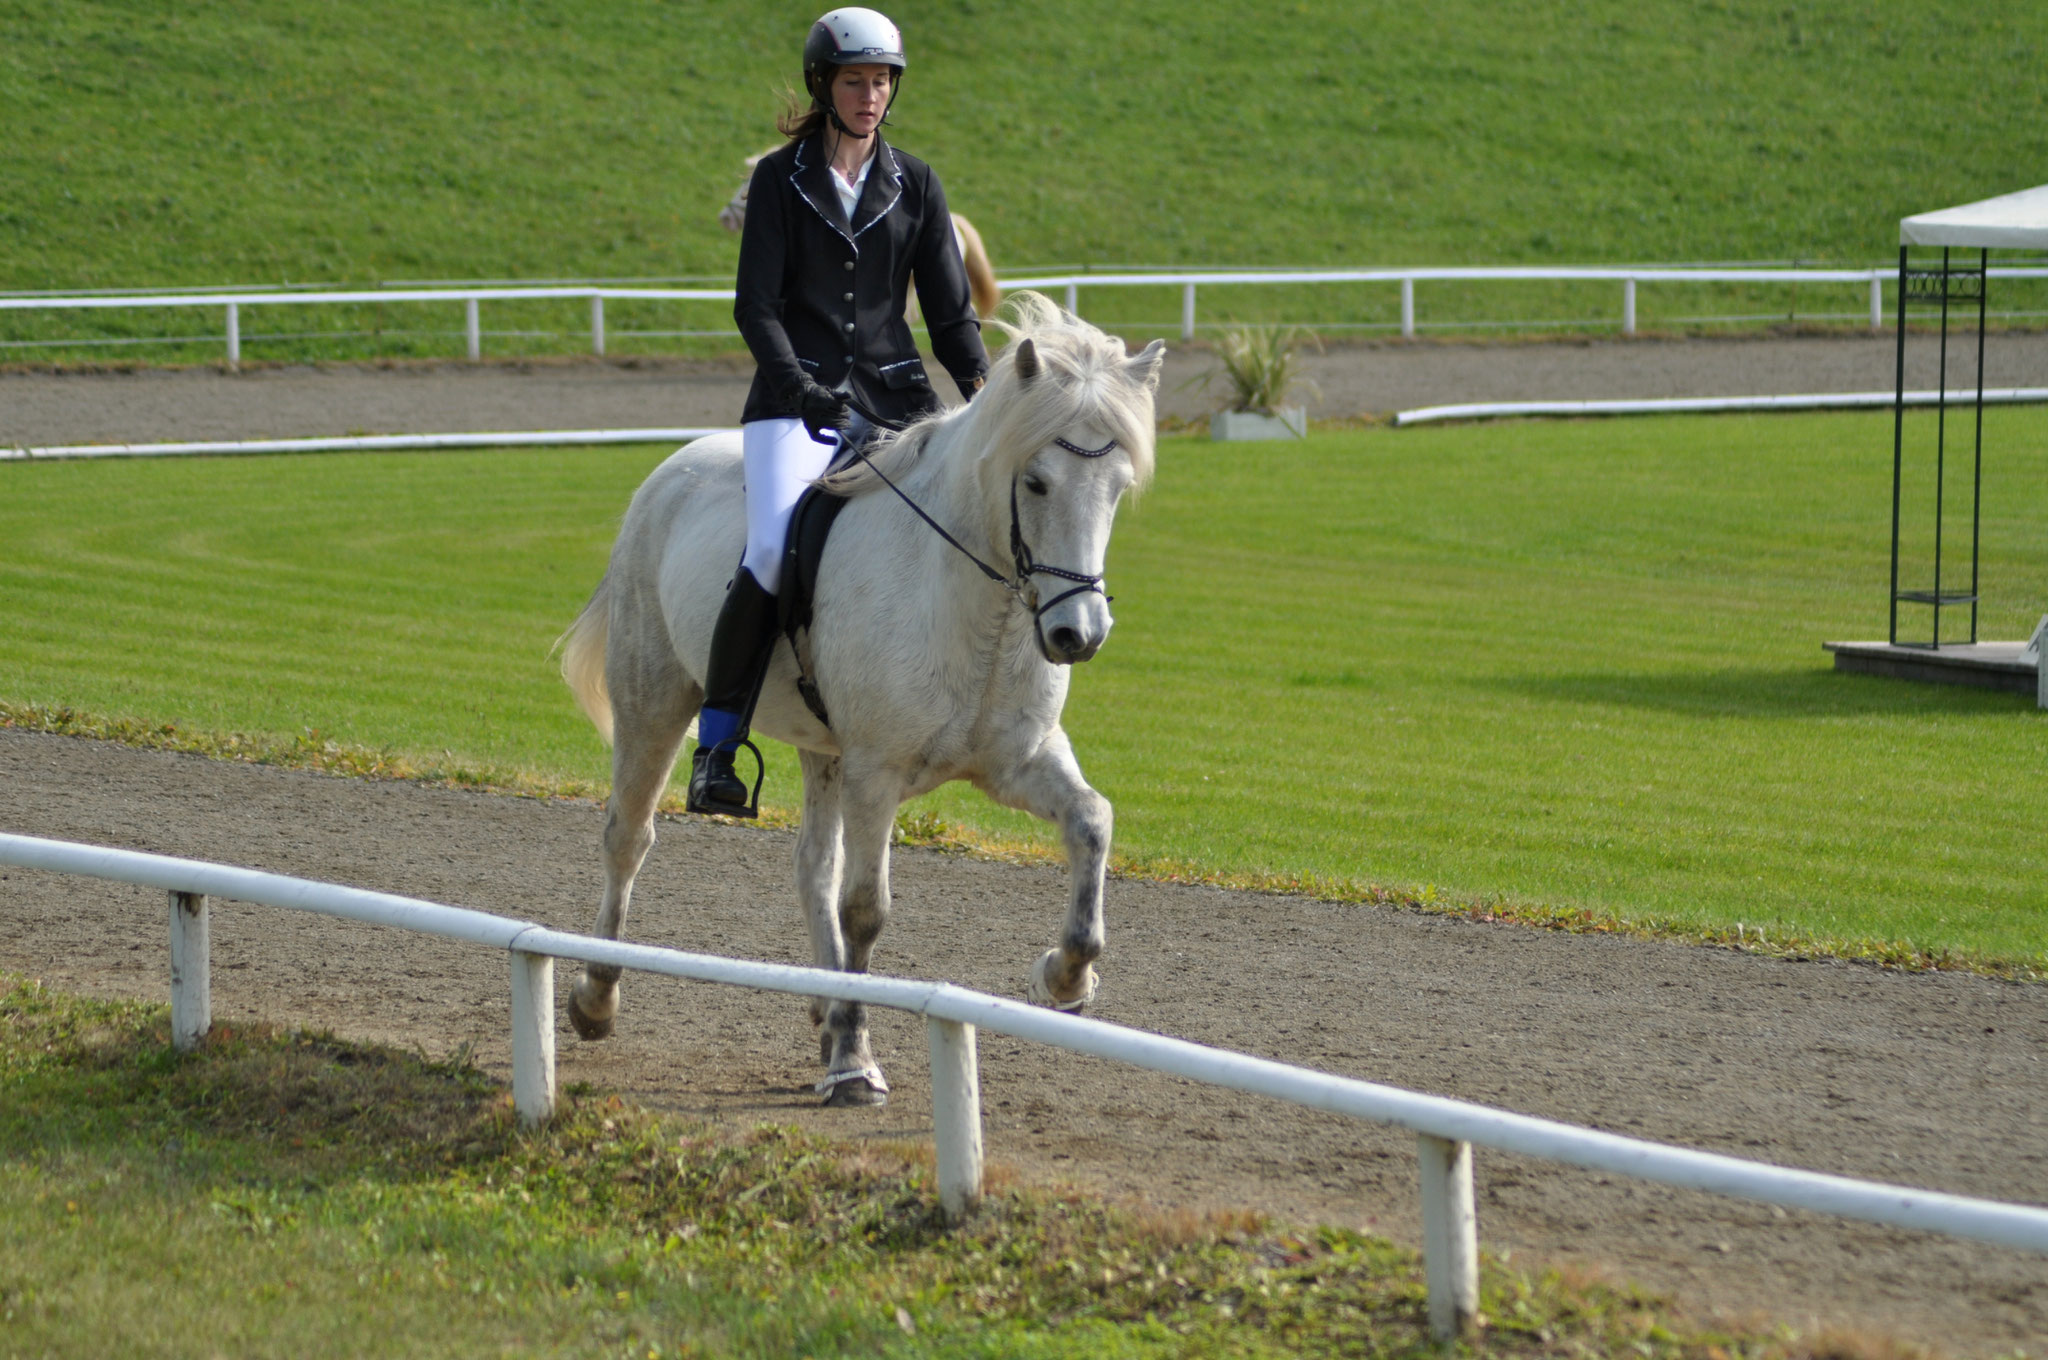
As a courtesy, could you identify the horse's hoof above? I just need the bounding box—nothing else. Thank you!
[567,988,616,1041]
[1028,949,1099,1013]
[821,1077,888,1108]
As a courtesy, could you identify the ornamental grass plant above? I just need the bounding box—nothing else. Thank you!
[1201,326,1321,415]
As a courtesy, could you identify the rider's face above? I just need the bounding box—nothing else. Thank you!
[830,64,893,138]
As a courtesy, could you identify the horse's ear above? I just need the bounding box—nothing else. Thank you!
[1126,338,1166,393]
[1014,337,1040,383]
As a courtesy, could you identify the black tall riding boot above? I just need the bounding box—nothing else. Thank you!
[687,566,779,817]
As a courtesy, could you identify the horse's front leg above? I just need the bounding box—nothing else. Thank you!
[983,735,1110,1011]
[813,761,903,1106]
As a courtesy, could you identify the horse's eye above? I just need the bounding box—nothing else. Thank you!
[1023,475,1049,496]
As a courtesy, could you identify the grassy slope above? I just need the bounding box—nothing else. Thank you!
[1,978,1766,1358]
[2,413,2042,963]
[3,0,2046,292]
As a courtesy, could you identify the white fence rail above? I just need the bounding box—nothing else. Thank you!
[1394,386,2048,426]
[1,428,736,463]
[5,830,2047,1341]
[8,266,2048,365]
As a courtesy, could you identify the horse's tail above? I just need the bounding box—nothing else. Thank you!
[556,575,614,746]
[952,213,1001,319]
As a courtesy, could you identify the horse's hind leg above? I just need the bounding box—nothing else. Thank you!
[813,761,902,1106]
[569,664,697,1040]
[795,748,847,1033]
[982,737,1111,1011]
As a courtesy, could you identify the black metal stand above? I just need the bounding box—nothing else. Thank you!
[1889,245,1988,648]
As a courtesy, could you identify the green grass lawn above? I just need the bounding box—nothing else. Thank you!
[4,1,2047,359]
[2,411,2043,967]
[3,978,1773,1359]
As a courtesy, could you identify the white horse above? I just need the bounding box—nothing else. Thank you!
[720,148,1004,319]
[558,292,1164,1105]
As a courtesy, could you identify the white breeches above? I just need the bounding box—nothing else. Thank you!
[741,417,837,595]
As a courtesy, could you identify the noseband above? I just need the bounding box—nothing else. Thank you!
[850,432,1118,661]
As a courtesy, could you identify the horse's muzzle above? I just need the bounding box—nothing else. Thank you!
[1039,619,1108,665]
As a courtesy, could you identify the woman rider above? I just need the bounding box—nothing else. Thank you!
[689,7,991,816]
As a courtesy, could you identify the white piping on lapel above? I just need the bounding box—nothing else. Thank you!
[850,139,905,240]
[788,136,857,250]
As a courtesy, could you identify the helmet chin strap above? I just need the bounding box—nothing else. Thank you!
[825,107,871,138]
[815,84,859,137]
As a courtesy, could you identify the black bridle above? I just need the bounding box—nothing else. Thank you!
[827,415,1118,661]
[1007,438,1119,636]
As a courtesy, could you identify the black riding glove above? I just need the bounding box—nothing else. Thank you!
[799,380,850,443]
[957,374,986,403]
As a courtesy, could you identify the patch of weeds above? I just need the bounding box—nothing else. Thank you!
[0,974,1844,1358]
[1,974,515,1179]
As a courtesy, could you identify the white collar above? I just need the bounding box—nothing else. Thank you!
[831,148,873,219]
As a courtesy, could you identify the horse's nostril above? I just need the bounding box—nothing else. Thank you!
[1050,626,1083,657]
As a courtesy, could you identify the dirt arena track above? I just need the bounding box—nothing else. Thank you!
[5,329,2047,445]
[4,729,2045,1354]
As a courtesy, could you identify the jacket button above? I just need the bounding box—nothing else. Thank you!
[843,321,855,332]
[842,292,854,302]
[843,260,855,272]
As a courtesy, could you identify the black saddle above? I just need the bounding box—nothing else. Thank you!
[774,414,887,728]
[777,480,848,727]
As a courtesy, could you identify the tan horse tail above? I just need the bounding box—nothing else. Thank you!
[556,576,614,745]
[952,213,1001,319]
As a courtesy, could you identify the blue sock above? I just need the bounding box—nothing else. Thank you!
[696,706,742,753]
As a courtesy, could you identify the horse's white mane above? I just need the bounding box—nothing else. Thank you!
[819,291,1160,500]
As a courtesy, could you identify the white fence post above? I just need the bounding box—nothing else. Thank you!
[224,303,240,370]
[465,297,481,361]
[1623,278,1637,335]
[1871,274,1884,331]
[590,294,606,357]
[169,890,211,1051]
[1064,281,1079,316]
[1417,1133,1479,1341]
[1181,281,1196,342]
[1400,276,1415,338]
[509,950,555,1127]
[926,1016,984,1218]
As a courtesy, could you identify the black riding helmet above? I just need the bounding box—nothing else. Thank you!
[803,7,906,129]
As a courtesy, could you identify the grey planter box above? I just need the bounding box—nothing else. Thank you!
[1210,406,1307,441]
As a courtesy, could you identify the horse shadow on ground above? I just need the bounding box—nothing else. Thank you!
[1485,665,2039,719]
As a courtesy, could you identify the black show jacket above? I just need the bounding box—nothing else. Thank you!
[735,132,989,427]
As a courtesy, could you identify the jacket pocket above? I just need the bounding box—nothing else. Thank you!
[878,358,930,390]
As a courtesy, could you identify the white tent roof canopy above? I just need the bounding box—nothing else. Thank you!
[1901,184,2048,249]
